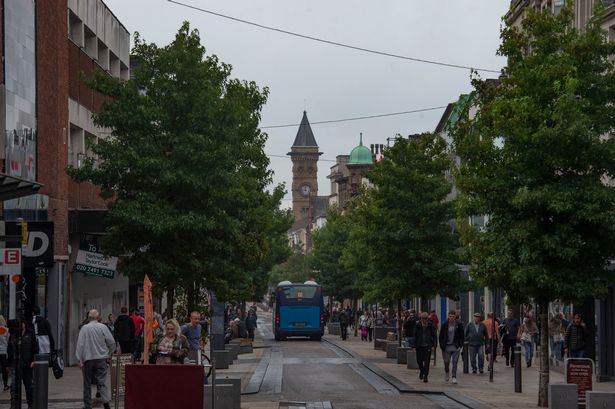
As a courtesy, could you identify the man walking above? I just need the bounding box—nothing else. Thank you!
[465,313,488,374]
[439,310,464,384]
[131,309,144,362]
[181,311,203,352]
[403,310,417,348]
[501,310,520,367]
[483,312,500,367]
[413,312,437,383]
[113,307,134,354]
[76,309,116,409]
[564,314,587,358]
[339,308,349,340]
[32,306,55,354]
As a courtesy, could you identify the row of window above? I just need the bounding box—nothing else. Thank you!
[68,9,129,80]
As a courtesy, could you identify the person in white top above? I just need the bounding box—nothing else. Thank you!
[0,315,8,391]
[75,309,116,409]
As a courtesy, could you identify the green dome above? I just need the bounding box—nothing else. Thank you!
[348,134,373,165]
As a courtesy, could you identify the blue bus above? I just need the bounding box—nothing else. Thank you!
[273,280,324,341]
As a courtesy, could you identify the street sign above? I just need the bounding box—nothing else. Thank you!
[0,248,21,275]
[566,358,594,406]
[75,241,118,279]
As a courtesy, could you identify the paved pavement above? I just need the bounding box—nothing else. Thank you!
[323,327,615,409]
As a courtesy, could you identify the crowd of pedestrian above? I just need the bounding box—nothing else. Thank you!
[325,304,590,385]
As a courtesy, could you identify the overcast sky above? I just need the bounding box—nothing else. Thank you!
[105,0,509,208]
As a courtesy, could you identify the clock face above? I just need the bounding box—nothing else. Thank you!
[299,184,311,197]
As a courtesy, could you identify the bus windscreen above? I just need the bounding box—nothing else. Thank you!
[278,285,318,301]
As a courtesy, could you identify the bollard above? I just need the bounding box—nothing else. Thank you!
[114,355,121,409]
[211,354,216,409]
[463,342,469,374]
[33,353,49,409]
[514,344,522,393]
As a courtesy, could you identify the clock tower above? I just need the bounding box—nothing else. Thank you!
[288,111,322,222]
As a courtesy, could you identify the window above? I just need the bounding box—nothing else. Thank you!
[97,40,109,70]
[84,25,97,59]
[68,10,83,47]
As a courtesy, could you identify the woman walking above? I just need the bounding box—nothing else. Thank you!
[150,319,189,364]
[518,316,538,367]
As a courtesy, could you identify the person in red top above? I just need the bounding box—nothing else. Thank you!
[131,309,145,362]
[428,310,439,331]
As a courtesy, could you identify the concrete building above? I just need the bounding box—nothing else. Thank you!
[0,0,131,365]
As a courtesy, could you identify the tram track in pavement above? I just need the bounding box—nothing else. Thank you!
[321,337,488,409]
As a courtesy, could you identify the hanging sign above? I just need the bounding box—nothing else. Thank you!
[74,241,118,279]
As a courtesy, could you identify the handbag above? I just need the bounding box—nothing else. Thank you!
[552,333,564,343]
[33,320,51,354]
[50,350,64,379]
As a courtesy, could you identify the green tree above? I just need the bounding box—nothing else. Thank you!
[69,23,284,312]
[268,250,314,286]
[351,133,461,337]
[312,206,362,303]
[453,4,615,406]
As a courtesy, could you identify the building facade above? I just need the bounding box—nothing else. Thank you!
[0,0,131,365]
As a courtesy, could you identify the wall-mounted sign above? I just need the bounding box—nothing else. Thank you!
[6,221,54,267]
[75,241,118,279]
[0,248,21,276]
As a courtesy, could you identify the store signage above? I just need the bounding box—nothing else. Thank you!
[5,221,54,267]
[75,241,118,279]
[566,358,593,405]
[0,248,21,276]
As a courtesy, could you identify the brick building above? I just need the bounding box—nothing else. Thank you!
[0,0,130,364]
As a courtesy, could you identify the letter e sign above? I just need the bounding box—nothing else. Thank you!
[5,249,20,264]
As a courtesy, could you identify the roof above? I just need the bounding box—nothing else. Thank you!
[0,173,41,201]
[347,134,373,166]
[292,111,318,147]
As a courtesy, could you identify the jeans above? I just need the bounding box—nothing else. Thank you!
[11,366,34,406]
[10,366,33,406]
[83,358,110,409]
[132,336,143,362]
[522,340,534,363]
[442,348,460,377]
[340,324,348,340]
[416,346,432,378]
[404,337,414,348]
[550,339,564,361]
[0,354,8,386]
[569,349,586,359]
[502,338,516,366]
[367,327,373,342]
[469,345,485,371]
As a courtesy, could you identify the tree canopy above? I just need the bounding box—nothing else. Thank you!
[70,23,288,309]
[311,206,362,302]
[351,133,461,304]
[452,3,615,405]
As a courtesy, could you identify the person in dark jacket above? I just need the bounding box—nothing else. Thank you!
[338,308,349,340]
[465,313,488,374]
[413,312,437,383]
[565,314,587,358]
[235,318,248,339]
[8,320,37,408]
[403,310,417,348]
[32,306,55,354]
[439,310,464,384]
[245,310,258,341]
[113,307,135,354]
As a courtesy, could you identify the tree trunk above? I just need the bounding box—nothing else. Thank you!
[538,299,550,407]
[166,287,175,318]
[398,299,403,347]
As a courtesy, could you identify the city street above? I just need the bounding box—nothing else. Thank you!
[243,312,467,409]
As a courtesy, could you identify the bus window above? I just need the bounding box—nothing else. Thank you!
[279,286,318,301]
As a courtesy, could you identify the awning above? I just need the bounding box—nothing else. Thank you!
[0,172,41,201]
